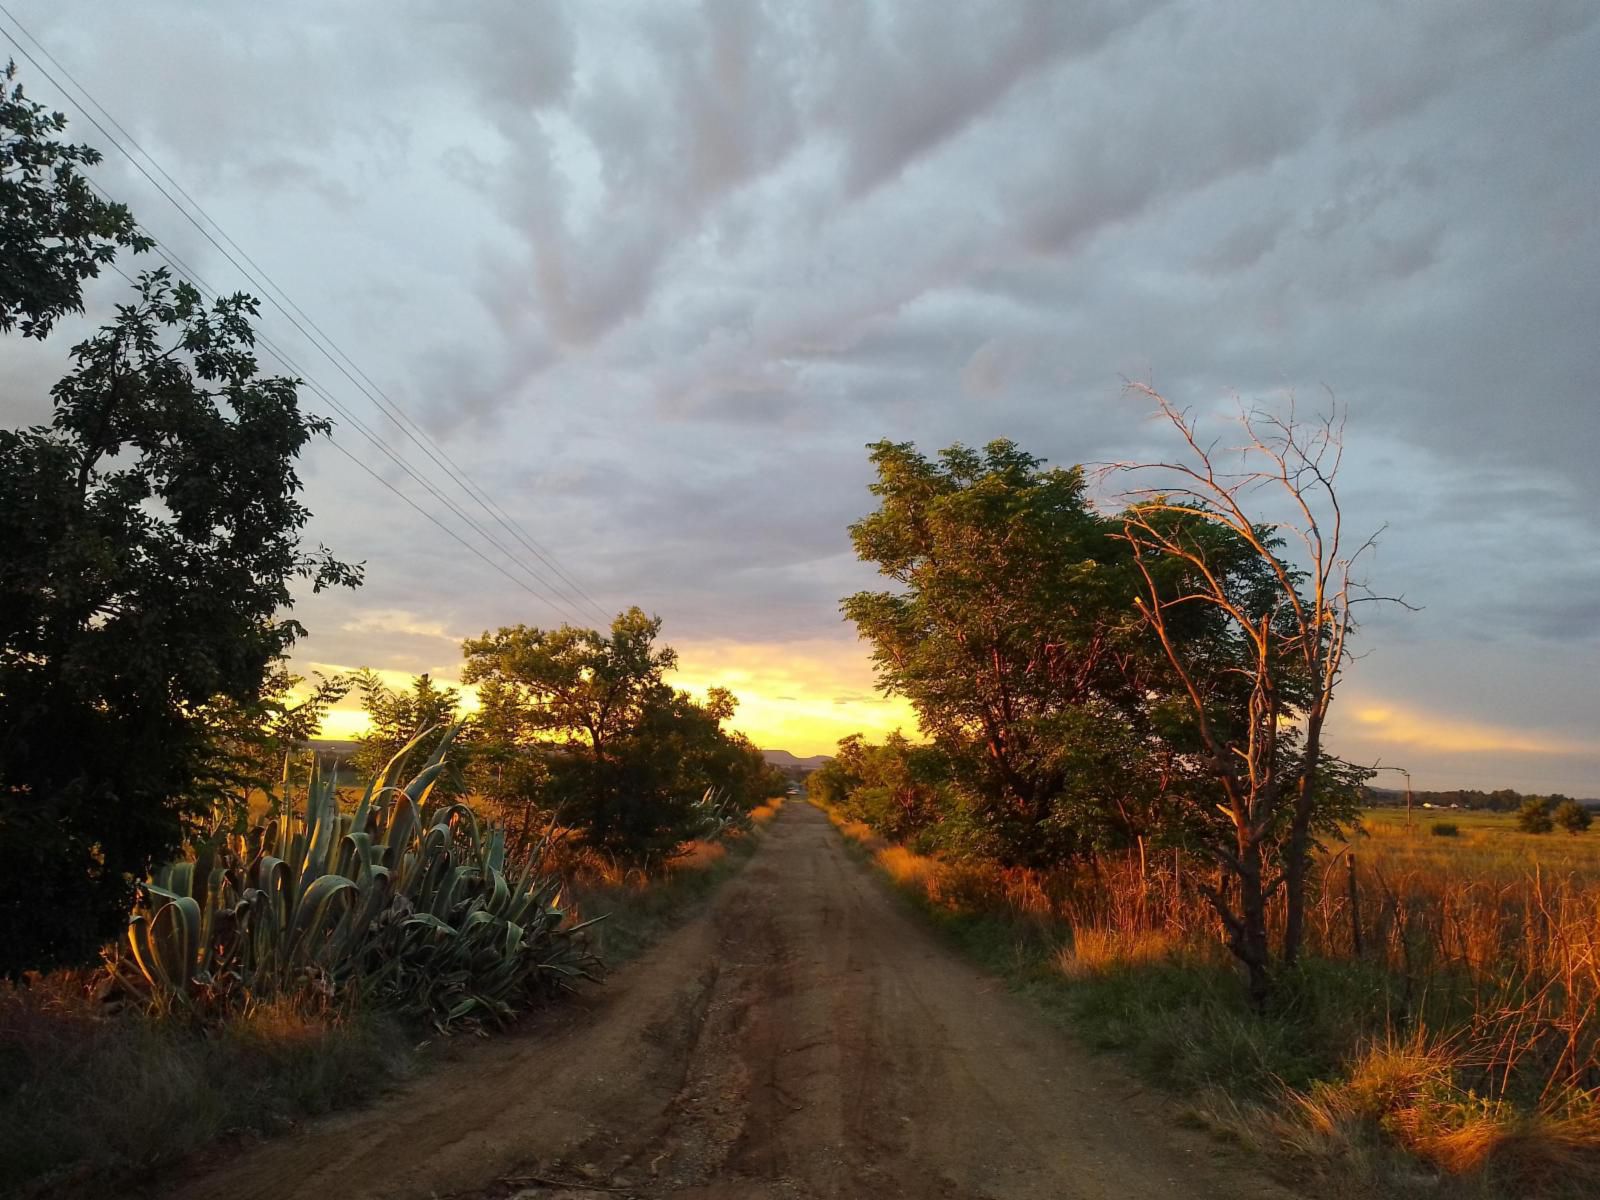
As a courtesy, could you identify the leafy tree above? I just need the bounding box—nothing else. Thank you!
[843,439,1151,866]
[1553,797,1592,835]
[1,60,150,338]
[466,667,556,856]
[462,608,766,863]
[837,733,957,845]
[202,663,351,818]
[1516,796,1554,834]
[805,748,861,809]
[349,670,467,790]
[0,270,359,976]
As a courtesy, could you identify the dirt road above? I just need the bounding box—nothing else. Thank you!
[167,802,1285,1200]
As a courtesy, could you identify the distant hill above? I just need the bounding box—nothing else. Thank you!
[762,749,832,773]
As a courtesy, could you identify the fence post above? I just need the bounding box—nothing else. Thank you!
[1347,852,1363,956]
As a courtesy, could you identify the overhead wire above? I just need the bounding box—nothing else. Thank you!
[0,6,613,624]
[97,242,593,625]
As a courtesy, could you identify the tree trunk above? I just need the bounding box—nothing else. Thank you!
[1237,834,1272,1012]
[1282,715,1326,966]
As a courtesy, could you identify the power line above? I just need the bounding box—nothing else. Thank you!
[99,248,593,625]
[0,7,613,624]
[1,8,608,625]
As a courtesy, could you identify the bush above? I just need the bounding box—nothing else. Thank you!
[1554,799,1593,835]
[1518,797,1555,834]
[1430,822,1460,837]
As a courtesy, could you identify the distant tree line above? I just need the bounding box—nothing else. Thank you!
[1366,786,1597,814]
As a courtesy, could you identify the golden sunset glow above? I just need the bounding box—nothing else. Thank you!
[305,638,918,757]
[1339,700,1594,757]
[670,638,919,755]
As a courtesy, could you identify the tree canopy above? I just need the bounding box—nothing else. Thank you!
[462,609,780,863]
[0,269,360,974]
[842,439,1150,864]
[1,60,150,338]
[840,417,1379,1007]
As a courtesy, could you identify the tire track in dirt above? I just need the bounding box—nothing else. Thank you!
[163,803,1289,1200]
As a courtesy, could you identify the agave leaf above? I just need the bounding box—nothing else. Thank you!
[286,874,359,965]
[126,913,160,990]
[122,723,601,1025]
[368,726,438,802]
[149,894,202,992]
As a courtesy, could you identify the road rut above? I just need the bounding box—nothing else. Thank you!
[166,802,1286,1200]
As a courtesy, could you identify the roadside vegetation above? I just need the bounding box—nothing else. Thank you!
[0,66,783,1197]
[814,424,1598,1196]
[817,793,1599,1197]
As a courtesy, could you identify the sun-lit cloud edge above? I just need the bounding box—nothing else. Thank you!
[1332,697,1595,757]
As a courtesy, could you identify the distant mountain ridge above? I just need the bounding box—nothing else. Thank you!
[761,749,832,773]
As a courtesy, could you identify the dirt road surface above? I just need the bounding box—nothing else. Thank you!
[165,803,1287,1200]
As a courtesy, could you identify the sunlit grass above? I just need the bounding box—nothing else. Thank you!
[749,796,785,825]
[817,798,1600,1196]
[1338,807,1600,887]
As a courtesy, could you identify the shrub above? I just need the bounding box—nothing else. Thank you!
[1518,797,1555,834]
[113,728,598,1033]
[1554,799,1593,835]
[1430,822,1460,837]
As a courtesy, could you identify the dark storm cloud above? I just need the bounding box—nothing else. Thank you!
[3,0,1595,786]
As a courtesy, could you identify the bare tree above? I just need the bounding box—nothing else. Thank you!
[1109,384,1403,1008]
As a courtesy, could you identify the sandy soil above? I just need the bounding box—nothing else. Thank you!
[164,802,1289,1200]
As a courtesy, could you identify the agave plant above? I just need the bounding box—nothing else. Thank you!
[118,727,600,1031]
[690,785,752,841]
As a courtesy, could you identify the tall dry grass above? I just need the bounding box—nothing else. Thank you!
[820,800,1600,1193]
[749,796,785,825]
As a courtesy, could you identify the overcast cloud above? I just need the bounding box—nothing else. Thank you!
[2,1,1595,790]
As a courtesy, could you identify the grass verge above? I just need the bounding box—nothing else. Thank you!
[570,811,773,967]
[814,800,1600,1200]
[0,811,775,1199]
[0,981,416,1198]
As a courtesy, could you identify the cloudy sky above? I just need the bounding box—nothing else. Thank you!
[2,1,1596,792]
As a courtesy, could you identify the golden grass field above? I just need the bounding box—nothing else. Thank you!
[1340,807,1600,885]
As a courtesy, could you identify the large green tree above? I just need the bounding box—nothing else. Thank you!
[0,270,359,975]
[1,60,149,338]
[843,439,1151,865]
[462,609,776,863]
